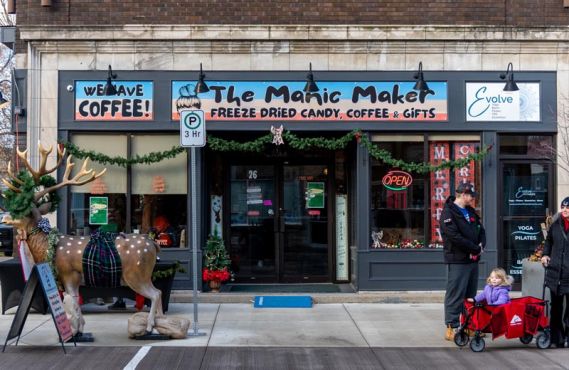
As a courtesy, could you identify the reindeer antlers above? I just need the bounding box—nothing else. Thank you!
[1,161,25,193]
[1,142,106,206]
[17,143,66,184]
[34,156,107,202]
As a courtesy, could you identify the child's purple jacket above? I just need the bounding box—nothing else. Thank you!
[474,284,511,305]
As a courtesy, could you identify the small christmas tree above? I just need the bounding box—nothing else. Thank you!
[202,233,230,283]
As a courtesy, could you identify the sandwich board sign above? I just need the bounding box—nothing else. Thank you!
[3,263,75,353]
[180,109,206,147]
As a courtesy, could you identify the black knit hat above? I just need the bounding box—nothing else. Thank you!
[561,197,569,208]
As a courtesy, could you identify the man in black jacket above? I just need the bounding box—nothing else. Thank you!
[440,183,486,341]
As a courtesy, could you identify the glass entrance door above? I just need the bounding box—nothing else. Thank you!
[229,165,277,281]
[281,165,329,282]
[229,163,331,283]
[500,161,553,284]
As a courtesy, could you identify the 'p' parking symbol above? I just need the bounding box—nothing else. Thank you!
[184,112,202,129]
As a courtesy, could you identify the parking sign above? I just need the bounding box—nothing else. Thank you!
[180,109,206,147]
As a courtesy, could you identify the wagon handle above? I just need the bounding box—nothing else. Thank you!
[542,265,549,318]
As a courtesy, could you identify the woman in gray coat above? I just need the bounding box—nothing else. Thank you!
[542,197,569,348]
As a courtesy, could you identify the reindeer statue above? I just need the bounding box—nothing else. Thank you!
[1,144,163,338]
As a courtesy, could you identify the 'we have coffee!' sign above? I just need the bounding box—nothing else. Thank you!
[75,81,153,121]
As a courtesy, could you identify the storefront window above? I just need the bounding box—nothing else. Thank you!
[70,135,127,236]
[500,135,553,156]
[371,141,426,249]
[131,135,187,248]
[370,136,482,250]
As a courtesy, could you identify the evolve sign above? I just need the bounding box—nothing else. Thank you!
[466,82,540,122]
[172,81,448,122]
[75,81,153,121]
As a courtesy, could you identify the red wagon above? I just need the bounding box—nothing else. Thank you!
[454,296,551,352]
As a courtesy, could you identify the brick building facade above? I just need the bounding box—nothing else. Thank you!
[12,1,569,27]
[10,1,569,290]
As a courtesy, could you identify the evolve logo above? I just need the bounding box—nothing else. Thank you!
[515,187,537,199]
[510,315,523,326]
[466,83,521,122]
[467,85,515,118]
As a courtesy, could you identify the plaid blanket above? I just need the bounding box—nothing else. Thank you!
[82,232,122,288]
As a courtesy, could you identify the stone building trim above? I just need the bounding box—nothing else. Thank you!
[18,25,569,42]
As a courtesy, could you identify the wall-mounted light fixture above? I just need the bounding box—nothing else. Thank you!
[195,63,209,94]
[303,63,319,93]
[413,62,430,92]
[41,0,52,7]
[103,65,117,96]
[500,62,519,92]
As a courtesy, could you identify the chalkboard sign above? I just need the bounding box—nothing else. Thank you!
[3,263,75,353]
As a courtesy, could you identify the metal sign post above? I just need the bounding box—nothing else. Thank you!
[180,109,207,337]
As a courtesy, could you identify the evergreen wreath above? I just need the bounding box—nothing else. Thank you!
[2,171,61,219]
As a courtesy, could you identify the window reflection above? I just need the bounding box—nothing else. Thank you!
[131,135,187,248]
[69,134,127,236]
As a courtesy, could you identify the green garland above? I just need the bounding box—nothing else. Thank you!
[152,261,186,281]
[2,171,61,219]
[62,141,186,167]
[359,135,492,175]
[57,130,491,174]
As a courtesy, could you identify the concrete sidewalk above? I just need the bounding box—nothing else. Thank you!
[0,302,552,349]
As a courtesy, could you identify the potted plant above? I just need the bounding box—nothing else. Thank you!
[202,234,231,292]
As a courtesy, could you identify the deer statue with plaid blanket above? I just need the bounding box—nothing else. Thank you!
[1,144,163,338]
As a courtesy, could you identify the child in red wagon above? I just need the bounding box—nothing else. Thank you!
[468,268,514,305]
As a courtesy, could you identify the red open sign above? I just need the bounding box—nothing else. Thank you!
[382,170,413,191]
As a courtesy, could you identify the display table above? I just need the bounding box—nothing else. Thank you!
[0,259,177,314]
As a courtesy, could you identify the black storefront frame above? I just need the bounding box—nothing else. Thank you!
[57,70,557,291]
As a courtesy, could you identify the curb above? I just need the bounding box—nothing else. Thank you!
[170,291,448,304]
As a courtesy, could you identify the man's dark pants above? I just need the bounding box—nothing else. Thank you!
[445,263,479,328]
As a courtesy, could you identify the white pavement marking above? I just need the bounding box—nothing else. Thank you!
[123,345,151,370]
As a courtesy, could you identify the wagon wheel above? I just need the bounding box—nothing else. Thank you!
[536,332,551,349]
[520,334,533,345]
[454,331,469,347]
[469,336,485,352]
